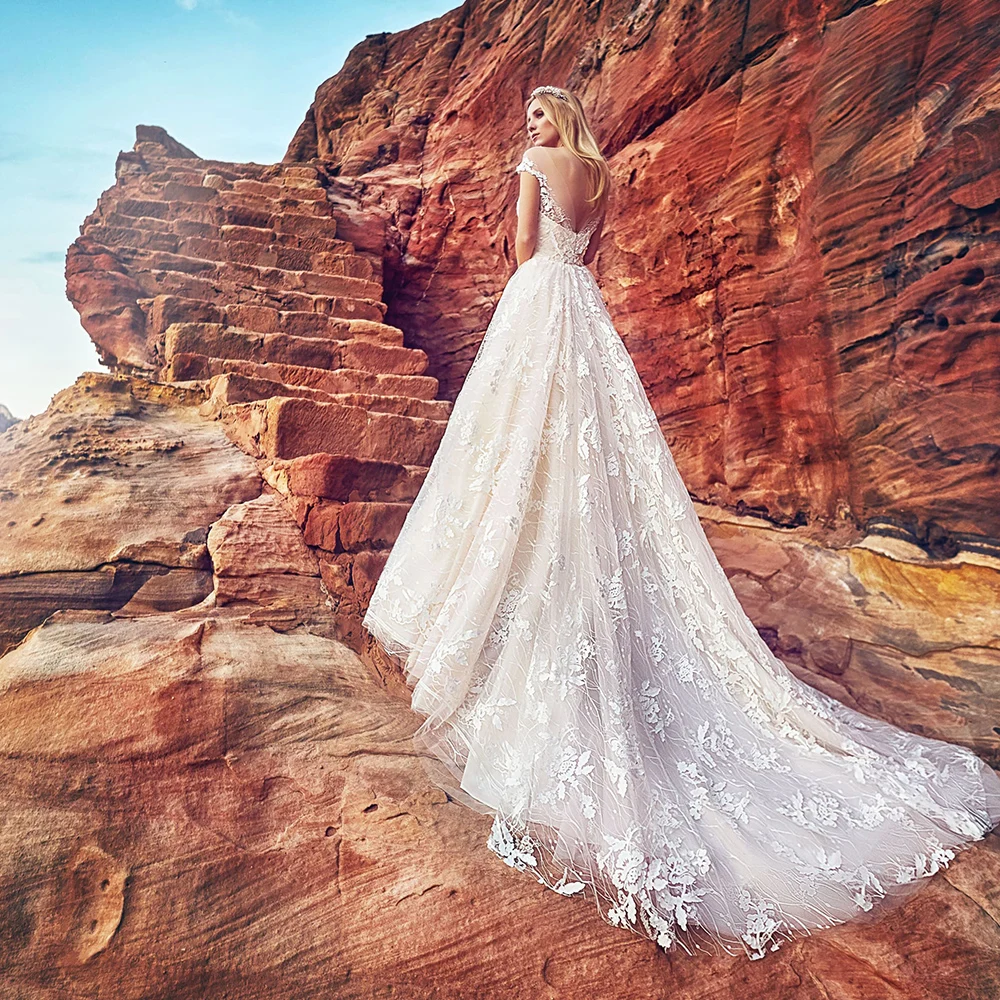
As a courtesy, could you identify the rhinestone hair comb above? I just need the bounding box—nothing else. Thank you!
[530,85,569,101]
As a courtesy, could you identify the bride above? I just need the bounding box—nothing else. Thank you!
[361,85,1000,960]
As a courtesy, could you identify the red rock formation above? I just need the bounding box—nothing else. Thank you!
[1,602,999,999]
[64,132,452,651]
[285,0,1000,550]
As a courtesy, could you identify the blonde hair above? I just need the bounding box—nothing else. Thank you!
[526,86,611,212]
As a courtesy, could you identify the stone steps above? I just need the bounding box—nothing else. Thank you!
[106,193,336,233]
[134,175,333,209]
[108,245,383,300]
[303,500,412,555]
[112,196,221,227]
[92,213,356,258]
[220,225,359,260]
[201,371,451,420]
[217,189,335,219]
[84,223,181,254]
[220,226,379,278]
[120,177,338,214]
[199,239,376,280]
[135,268,387,322]
[163,354,440,400]
[143,293,403,344]
[162,323,427,375]
[71,141,450,651]
[230,178,327,200]
[220,395,447,464]
[84,223,374,279]
[262,452,429,503]
[94,212,214,239]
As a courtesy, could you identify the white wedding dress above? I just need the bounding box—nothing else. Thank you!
[361,150,1000,959]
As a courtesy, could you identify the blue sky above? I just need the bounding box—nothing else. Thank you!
[0,0,455,420]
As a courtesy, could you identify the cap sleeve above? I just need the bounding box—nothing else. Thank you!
[516,151,547,186]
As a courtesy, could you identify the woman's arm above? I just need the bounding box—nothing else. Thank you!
[582,209,606,266]
[515,169,541,266]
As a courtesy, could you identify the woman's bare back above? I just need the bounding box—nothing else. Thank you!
[526,145,599,232]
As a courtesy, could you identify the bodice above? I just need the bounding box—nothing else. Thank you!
[515,153,601,266]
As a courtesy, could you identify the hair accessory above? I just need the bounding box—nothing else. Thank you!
[530,85,568,101]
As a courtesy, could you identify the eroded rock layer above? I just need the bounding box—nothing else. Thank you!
[64,128,452,649]
[0,373,259,655]
[286,0,1000,549]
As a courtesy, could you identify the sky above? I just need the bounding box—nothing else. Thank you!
[0,0,455,420]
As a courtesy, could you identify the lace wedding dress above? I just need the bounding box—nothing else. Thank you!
[361,150,1000,959]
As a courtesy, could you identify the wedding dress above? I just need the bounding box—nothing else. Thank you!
[361,150,1000,959]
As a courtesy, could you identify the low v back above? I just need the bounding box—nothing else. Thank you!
[516,151,601,266]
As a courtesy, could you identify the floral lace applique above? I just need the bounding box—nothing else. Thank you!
[361,148,1000,962]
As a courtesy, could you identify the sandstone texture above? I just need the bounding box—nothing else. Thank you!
[0,404,19,433]
[286,0,1000,552]
[0,373,260,655]
[700,505,1000,767]
[1,605,998,999]
[0,0,998,996]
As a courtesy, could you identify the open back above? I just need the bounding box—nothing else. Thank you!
[516,153,601,266]
[519,150,600,233]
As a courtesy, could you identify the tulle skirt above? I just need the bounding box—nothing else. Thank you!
[362,253,1000,959]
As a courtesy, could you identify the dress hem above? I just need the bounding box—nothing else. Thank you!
[361,614,1000,962]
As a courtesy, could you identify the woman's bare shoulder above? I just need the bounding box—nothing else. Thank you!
[530,144,570,160]
[520,145,551,166]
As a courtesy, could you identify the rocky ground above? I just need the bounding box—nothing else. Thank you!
[1,375,998,998]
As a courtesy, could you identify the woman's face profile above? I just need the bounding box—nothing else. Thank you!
[526,99,560,147]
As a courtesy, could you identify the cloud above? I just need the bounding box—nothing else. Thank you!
[0,132,118,166]
[20,251,66,265]
[174,0,257,29]
[220,7,258,29]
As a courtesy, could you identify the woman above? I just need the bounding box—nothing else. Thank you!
[361,85,1000,960]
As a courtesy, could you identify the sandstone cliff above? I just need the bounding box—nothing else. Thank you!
[0,403,20,433]
[286,0,1000,551]
[1,1,998,997]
